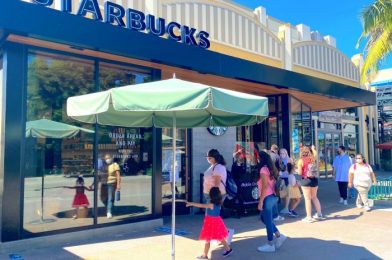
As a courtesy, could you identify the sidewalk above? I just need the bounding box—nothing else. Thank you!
[2,177,392,260]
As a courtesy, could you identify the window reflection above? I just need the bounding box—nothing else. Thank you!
[97,127,152,222]
[98,62,153,223]
[24,52,95,233]
[23,51,154,234]
[162,128,189,215]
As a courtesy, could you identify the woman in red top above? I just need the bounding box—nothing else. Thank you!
[256,151,287,253]
[297,145,325,223]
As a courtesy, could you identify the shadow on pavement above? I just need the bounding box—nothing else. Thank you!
[210,236,382,260]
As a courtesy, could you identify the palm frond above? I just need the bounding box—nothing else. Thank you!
[360,26,392,83]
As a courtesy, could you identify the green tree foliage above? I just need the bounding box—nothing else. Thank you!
[358,0,392,83]
[27,55,94,122]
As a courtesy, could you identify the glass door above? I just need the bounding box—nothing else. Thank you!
[318,132,326,177]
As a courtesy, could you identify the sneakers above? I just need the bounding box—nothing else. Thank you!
[257,243,275,252]
[280,208,290,214]
[357,204,364,208]
[72,215,77,219]
[343,200,348,206]
[196,255,208,259]
[107,212,113,219]
[301,217,315,223]
[222,248,233,257]
[365,206,371,212]
[339,198,344,203]
[275,234,287,249]
[313,213,326,220]
[227,229,235,245]
[273,215,285,221]
[288,210,298,218]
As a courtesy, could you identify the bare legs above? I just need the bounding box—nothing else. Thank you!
[202,240,231,258]
[289,198,301,211]
[301,186,322,218]
[311,186,322,214]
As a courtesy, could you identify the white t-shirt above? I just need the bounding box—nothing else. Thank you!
[288,174,297,187]
[203,163,227,195]
[349,163,373,188]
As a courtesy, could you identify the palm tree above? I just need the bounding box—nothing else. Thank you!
[357,0,392,83]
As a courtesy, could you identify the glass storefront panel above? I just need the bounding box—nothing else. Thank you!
[290,97,302,160]
[302,104,312,146]
[268,116,278,146]
[0,55,4,191]
[162,129,189,215]
[97,126,153,223]
[98,62,153,223]
[343,123,358,157]
[24,52,95,233]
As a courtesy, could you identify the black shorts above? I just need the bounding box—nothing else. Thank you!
[300,177,318,187]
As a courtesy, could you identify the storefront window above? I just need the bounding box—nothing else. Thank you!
[342,108,358,120]
[343,123,358,157]
[302,104,312,146]
[0,55,4,189]
[24,52,95,233]
[162,128,189,215]
[23,52,154,234]
[98,62,153,223]
[290,97,302,160]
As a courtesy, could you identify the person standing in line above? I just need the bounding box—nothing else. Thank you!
[297,145,325,223]
[266,144,285,221]
[332,146,353,205]
[202,149,234,245]
[348,154,377,211]
[268,144,280,165]
[278,148,292,214]
[286,163,302,218]
[256,151,287,253]
[186,187,233,259]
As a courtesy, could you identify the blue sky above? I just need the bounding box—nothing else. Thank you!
[236,0,392,69]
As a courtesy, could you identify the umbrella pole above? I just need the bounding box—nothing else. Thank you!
[171,115,176,260]
[41,172,44,223]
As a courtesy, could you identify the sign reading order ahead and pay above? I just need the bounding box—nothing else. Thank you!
[30,0,211,49]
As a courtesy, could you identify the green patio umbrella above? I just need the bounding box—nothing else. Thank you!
[26,119,94,224]
[26,118,94,138]
[67,77,269,259]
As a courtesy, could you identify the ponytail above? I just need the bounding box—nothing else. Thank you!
[217,154,226,166]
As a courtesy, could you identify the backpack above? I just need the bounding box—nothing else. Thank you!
[305,161,319,178]
[275,177,287,197]
[223,170,238,198]
[213,164,238,198]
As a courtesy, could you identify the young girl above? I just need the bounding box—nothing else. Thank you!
[286,163,302,217]
[63,176,92,219]
[186,187,233,259]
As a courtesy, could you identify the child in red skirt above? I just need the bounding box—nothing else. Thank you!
[63,176,92,219]
[186,187,233,259]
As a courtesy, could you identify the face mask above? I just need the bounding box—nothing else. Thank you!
[356,159,362,163]
[105,159,112,164]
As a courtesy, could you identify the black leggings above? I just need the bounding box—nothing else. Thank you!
[337,181,348,200]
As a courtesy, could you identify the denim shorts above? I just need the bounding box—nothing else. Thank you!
[300,177,318,187]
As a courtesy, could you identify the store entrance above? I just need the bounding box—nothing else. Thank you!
[318,132,341,178]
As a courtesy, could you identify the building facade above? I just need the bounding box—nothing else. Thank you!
[0,0,375,242]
